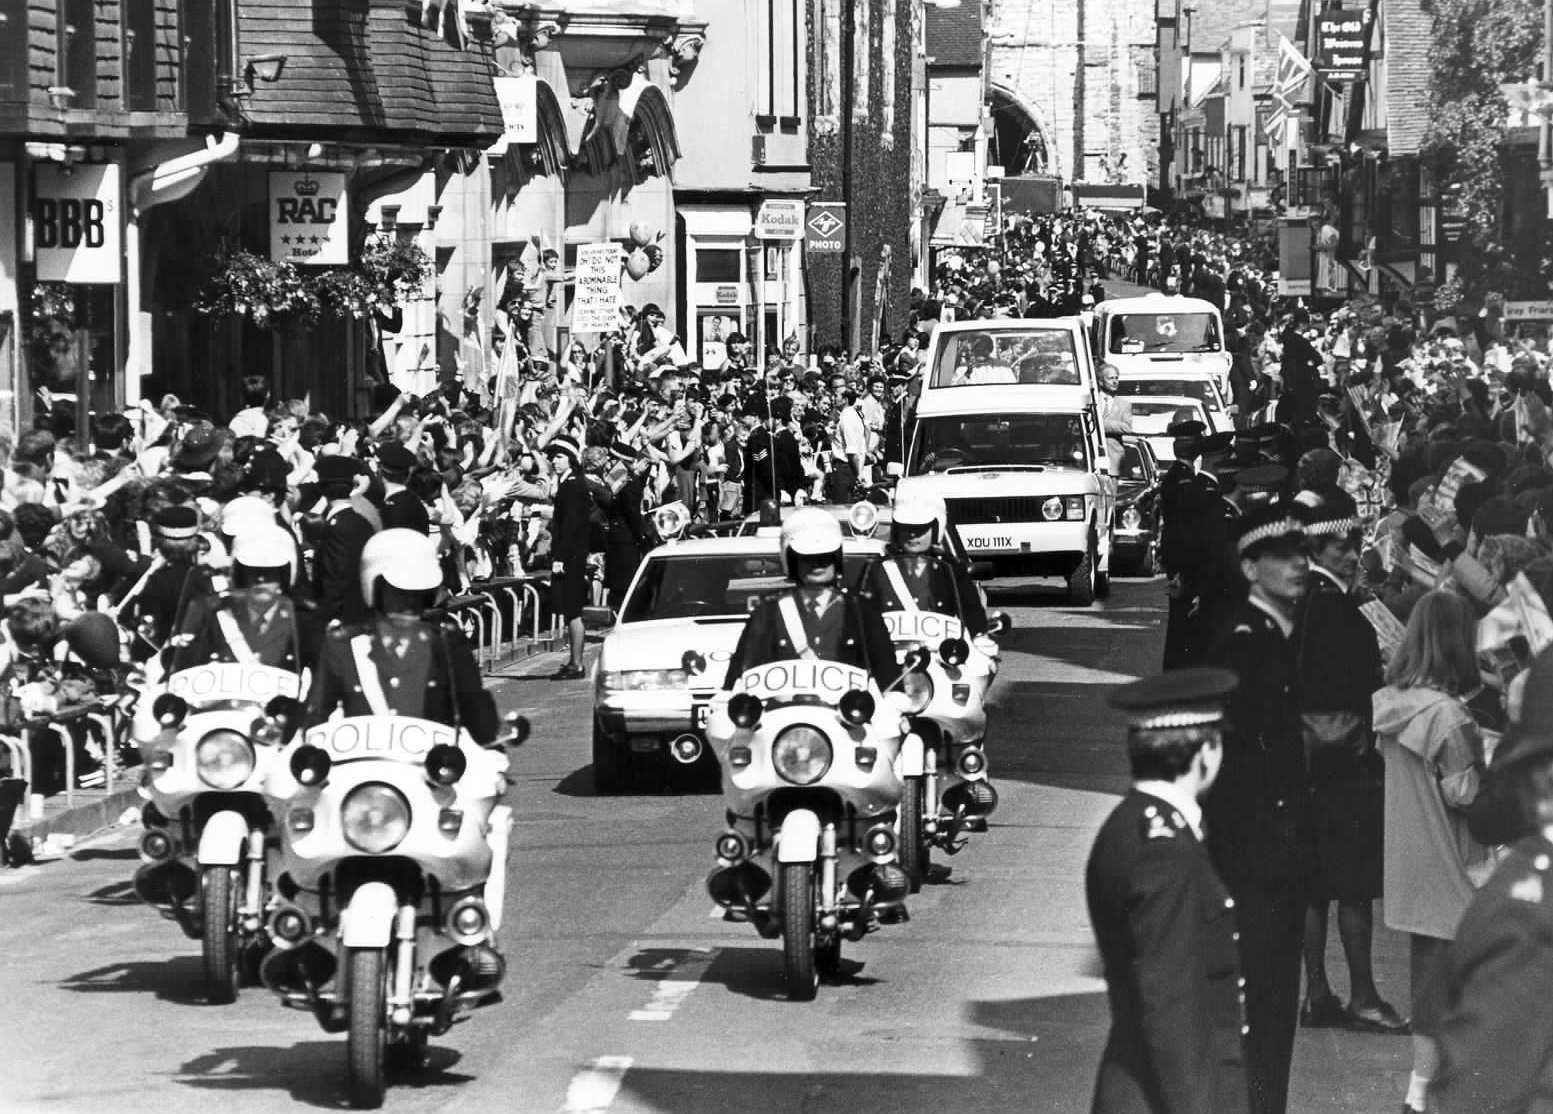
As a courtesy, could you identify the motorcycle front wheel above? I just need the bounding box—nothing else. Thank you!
[346,946,388,1109]
[899,775,929,894]
[200,865,241,1004]
[780,861,818,1002]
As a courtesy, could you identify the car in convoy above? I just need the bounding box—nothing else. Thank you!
[895,317,1115,605]
[1112,368,1235,433]
[1111,436,1163,577]
[1093,294,1231,391]
[1125,394,1214,465]
[591,532,890,793]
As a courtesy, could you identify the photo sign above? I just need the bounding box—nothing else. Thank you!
[33,163,122,283]
[572,242,622,334]
[269,171,349,265]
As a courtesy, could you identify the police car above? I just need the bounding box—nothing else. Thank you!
[591,529,890,794]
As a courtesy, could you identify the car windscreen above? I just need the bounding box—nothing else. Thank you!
[908,413,1089,473]
[621,553,878,622]
[930,329,1080,387]
[1118,442,1150,482]
[1108,312,1222,354]
[1128,400,1204,434]
[1115,379,1219,406]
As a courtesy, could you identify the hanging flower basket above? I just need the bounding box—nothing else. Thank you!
[195,238,434,329]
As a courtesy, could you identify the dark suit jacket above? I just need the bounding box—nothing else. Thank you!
[311,506,375,626]
[381,489,431,535]
[1087,789,1249,1114]
[173,592,313,673]
[304,616,497,744]
[550,472,594,569]
[723,587,901,692]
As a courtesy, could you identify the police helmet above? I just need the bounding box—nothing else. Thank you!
[780,507,844,581]
[891,492,947,547]
[219,495,276,541]
[359,528,443,608]
[231,523,298,588]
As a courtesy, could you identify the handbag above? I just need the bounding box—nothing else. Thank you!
[1301,710,1368,757]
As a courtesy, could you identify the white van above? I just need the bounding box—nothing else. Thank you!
[1093,294,1231,391]
[895,318,1116,604]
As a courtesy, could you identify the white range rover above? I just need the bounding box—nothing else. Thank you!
[895,318,1116,604]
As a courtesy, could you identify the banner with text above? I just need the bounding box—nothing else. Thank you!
[572,243,622,334]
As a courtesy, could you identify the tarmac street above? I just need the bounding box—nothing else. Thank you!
[0,577,1412,1114]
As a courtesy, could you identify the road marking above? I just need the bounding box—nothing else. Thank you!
[559,1055,632,1114]
[628,947,715,1021]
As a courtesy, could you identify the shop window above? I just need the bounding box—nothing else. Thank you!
[58,0,97,109]
[0,0,26,100]
[697,248,742,284]
[758,0,802,121]
[123,2,159,111]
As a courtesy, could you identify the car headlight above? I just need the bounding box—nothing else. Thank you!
[1041,496,1063,521]
[1064,496,1086,521]
[341,783,411,854]
[598,668,690,691]
[195,730,255,790]
[1121,506,1143,530]
[772,726,833,786]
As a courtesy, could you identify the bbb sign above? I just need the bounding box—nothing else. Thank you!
[269,171,349,265]
[33,163,122,284]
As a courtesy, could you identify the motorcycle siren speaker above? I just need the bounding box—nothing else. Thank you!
[670,733,704,764]
[838,689,876,726]
[939,636,970,668]
[425,743,467,786]
[269,905,309,944]
[446,897,490,946]
[727,692,763,729]
[714,831,746,863]
[139,828,174,862]
[957,747,987,777]
[289,744,332,787]
[152,693,189,728]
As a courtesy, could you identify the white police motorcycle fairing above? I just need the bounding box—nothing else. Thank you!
[687,640,926,1002]
[131,596,305,1004]
[876,555,1010,891]
[260,702,524,1109]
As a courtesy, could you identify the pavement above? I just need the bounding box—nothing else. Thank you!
[0,576,1414,1114]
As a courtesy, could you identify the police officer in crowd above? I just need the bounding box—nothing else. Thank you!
[545,435,591,681]
[309,455,376,628]
[1158,421,1219,667]
[723,507,899,693]
[172,523,315,673]
[119,505,214,656]
[378,442,431,534]
[1203,502,1312,1114]
[1087,667,1248,1114]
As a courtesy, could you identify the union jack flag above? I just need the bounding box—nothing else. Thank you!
[1262,35,1313,146]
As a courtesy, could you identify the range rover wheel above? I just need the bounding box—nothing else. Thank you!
[1068,544,1097,606]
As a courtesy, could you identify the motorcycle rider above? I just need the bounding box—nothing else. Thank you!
[723,508,900,692]
[304,527,498,747]
[879,494,992,645]
[171,523,315,672]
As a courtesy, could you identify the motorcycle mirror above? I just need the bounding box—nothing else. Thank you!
[289,744,332,787]
[151,692,189,728]
[265,695,303,723]
[425,743,468,785]
[939,637,969,668]
[987,611,1013,637]
[727,692,763,729]
[902,647,932,674]
[500,713,530,748]
[681,650,707,676]
[838,689,876,726]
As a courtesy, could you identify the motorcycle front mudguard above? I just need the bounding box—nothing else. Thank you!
[776,808,821,864]
[340,881,398,949]
[196,809,250,866]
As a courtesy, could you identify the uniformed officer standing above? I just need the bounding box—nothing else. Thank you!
[546,435,592,680]
[1202,502,1313,1114]
[723,508,899,693]
[378,442,431,534]
[1158,421,1217,667]
[1432,646,1553,1113]
[309,456,376,627]
[118,505,214,658]
[1087,668,1249,1114]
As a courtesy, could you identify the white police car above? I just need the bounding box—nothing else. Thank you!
[591,527,890,793]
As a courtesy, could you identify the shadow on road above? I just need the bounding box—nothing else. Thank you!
[610,992,1109,1113]
[624,944,882,1003]
[174,1042,470,1105]
[552,761,719,799]
[79,878,140,906]
[69,847,138,862]
[57,956,210,1005]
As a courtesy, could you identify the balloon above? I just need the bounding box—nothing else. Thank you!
[986,260,1001,277]
[67,612,122,669]
[644,244,664,269]
[628,221,654,247]
[624,249,652,281]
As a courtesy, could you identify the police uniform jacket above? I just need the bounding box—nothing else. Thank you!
[123,559,207,652]
[1295,569,1382,750]
[880,551,989,635]
[381,488,431,534]
[1158,465,1220,581]
[305,617,498,745]
[1203,599,1312,893]
[1086,789,1249,1114]
[549,471,594,570]
[175,591,314,672]
[723,587,901,693]
[1433,833,1553,1114]
[743,427,804,509]
[311,504,375,626]
[605,472,652,601]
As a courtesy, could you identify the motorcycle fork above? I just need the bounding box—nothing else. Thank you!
[928,741,971,855]
[389,905,417,1026]
[817,824,838,931]
[240,829,266,934]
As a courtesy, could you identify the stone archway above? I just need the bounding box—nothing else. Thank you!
[990,83,1055,178]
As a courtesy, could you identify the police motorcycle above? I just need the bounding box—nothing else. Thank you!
[258,530,525,1109]
[686,508,923,1001]
[132,524,307,1004]
[878,495,1010,891]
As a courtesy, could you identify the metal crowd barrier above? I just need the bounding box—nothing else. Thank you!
[445,575,561,673]
[0,699,123,813]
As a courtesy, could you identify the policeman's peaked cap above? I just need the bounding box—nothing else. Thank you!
[1109,668,1237,733]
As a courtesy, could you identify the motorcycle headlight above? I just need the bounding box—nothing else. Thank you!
[1040,496,1064,521]
[341,783,411,854]
[898,670,934,714]
[195,729,255,790]
[772,726,833,786]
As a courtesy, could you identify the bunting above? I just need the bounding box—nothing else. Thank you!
[1262,35,1313,146]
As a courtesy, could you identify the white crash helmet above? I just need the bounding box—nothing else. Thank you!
[780,507,844,581]
[219,495,275,540]
[359,527,443,607]
[892,492,948,546]
[230,523,298,586]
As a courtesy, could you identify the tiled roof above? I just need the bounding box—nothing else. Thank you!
[240,0,501,144]
[926,0,983,68]
[1187,0,1266,52]
[1383,0,1431,154]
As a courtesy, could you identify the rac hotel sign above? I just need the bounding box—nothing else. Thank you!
[269,171,349,265]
